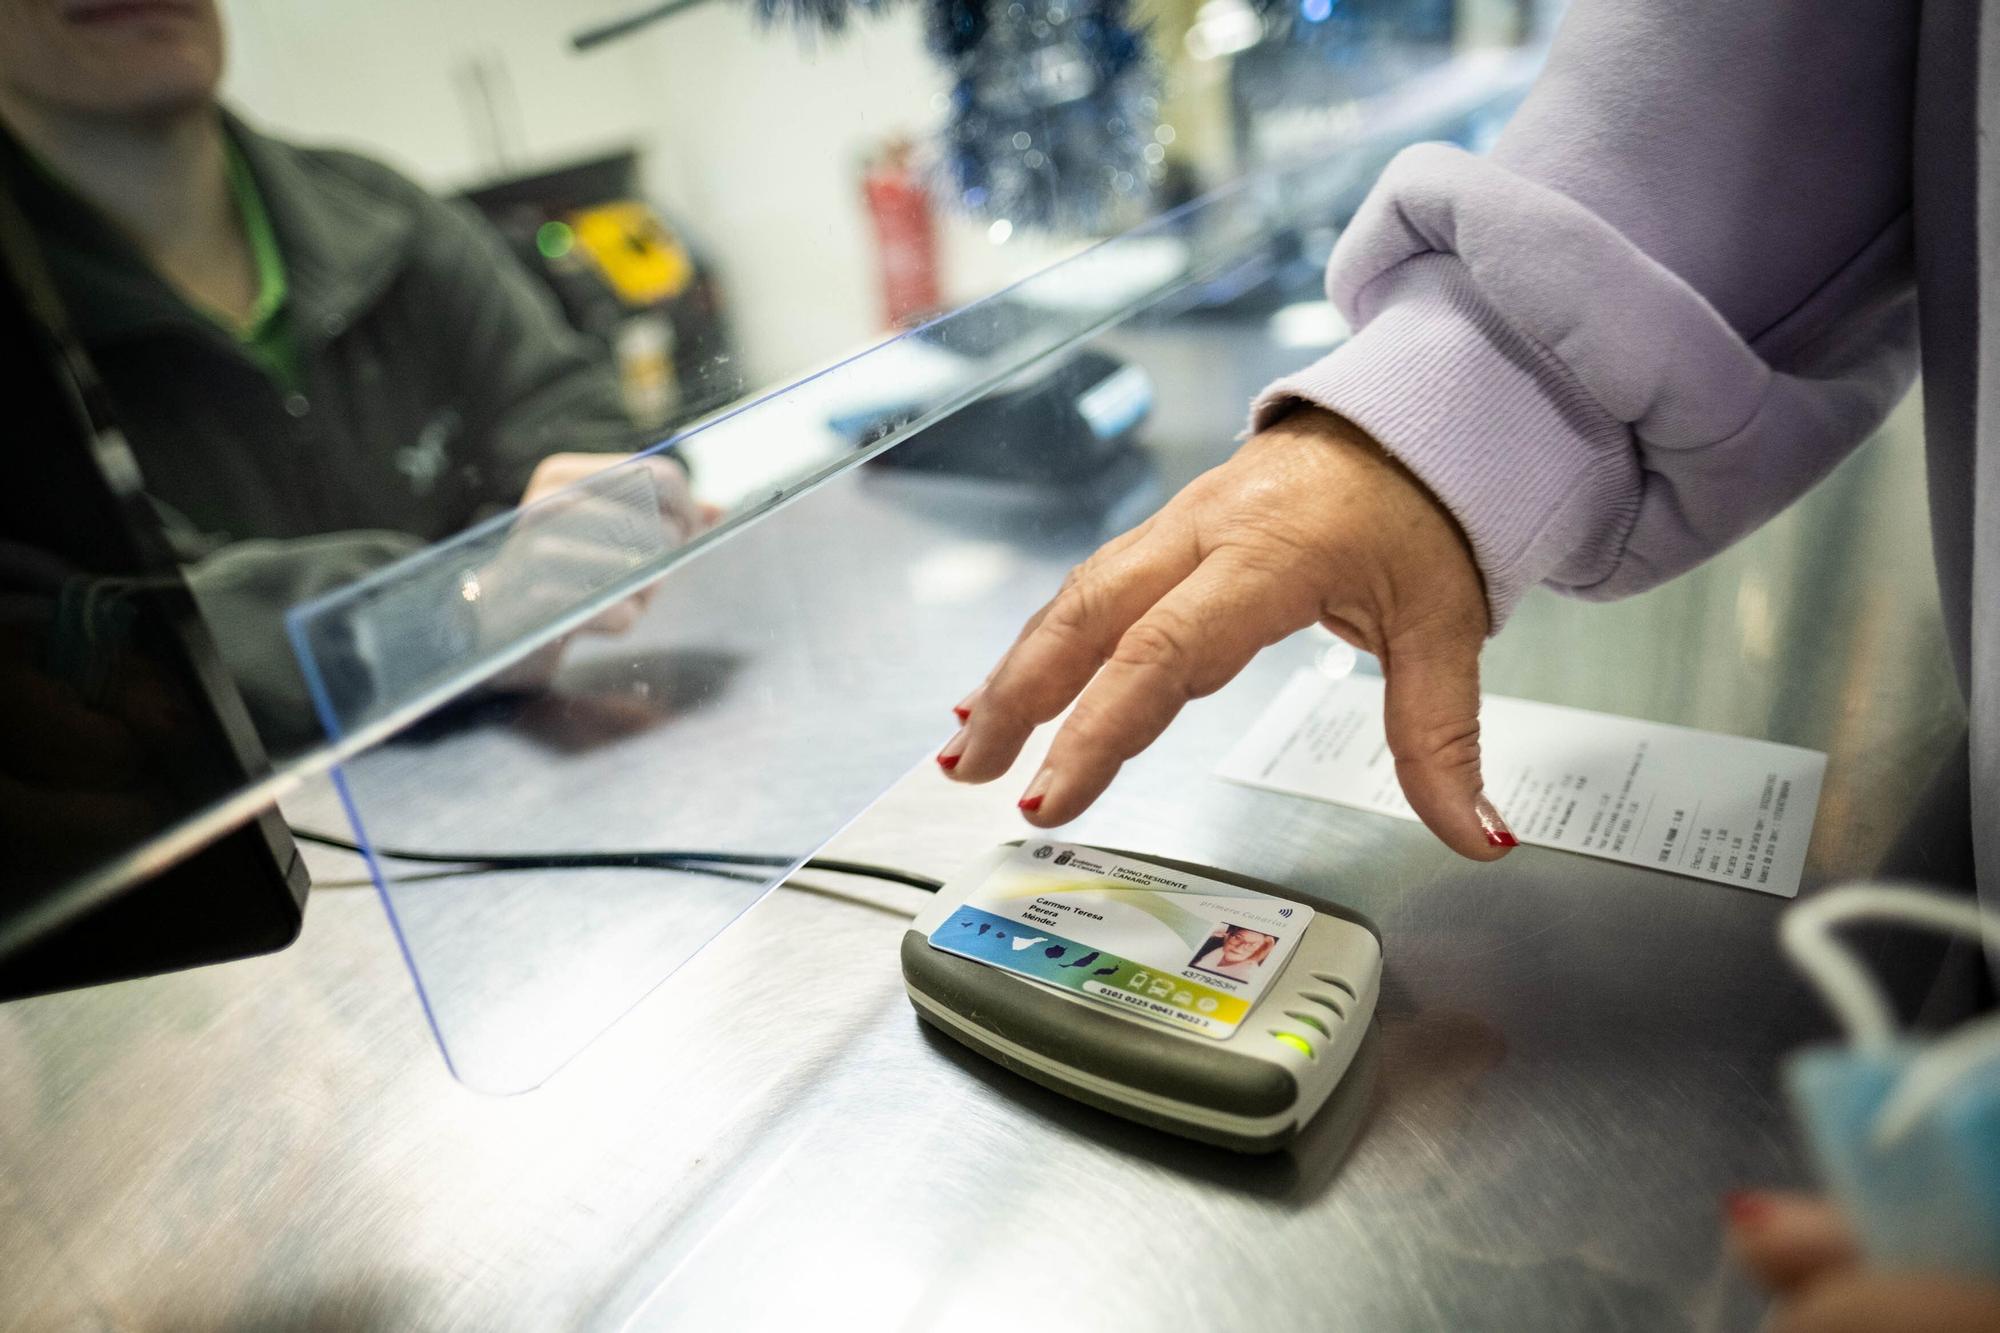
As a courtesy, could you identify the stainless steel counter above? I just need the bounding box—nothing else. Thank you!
[0,311,1968,1331]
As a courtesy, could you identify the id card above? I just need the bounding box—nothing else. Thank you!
[926,842,1312,1040]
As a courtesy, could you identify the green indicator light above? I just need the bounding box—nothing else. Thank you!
[1272,1031,1315,1059]
[536,220,574,260]
[1285,1009,1330,1037]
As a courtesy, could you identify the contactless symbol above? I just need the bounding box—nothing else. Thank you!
[1195,997,1219,1013]
[1033,845,1055,860]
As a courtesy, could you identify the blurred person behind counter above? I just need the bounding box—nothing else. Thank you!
[940,0,1999,1327]
[0,0,702,749]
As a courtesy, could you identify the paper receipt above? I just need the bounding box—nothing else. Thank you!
[1218,671,1827,898]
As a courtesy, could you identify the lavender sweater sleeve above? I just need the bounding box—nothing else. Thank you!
[1255,1,1923,627]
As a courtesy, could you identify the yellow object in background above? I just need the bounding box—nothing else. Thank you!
[615,311,678,430]
[569,201,695,306]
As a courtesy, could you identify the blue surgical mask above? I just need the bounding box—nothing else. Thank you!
[1782,885,2000,1280]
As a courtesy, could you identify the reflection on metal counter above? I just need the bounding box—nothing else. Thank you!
[905,841,1382,1151]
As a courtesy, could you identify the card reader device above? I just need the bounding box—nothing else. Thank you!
[902,841,1381,1153]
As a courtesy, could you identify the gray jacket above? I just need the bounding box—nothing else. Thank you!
[10,113,646,748]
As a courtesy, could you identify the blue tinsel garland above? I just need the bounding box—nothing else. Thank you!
[747,0,1161,230]
[934,0,1161,231]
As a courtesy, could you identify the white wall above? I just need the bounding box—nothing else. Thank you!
[221,0,1074,388]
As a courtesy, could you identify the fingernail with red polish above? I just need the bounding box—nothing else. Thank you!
[1475,794,1518,848]
[1018,767,1053,814]
[953,705,971,723]
[1724,1190,1772,1228]
[937,727,968,773]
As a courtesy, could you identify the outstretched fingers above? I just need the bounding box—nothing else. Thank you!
[1017,550,1322,824]
[942,524,1193,782]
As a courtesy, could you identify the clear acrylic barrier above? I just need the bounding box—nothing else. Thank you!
[3,0,1546,958]
[287,56,1531,1092]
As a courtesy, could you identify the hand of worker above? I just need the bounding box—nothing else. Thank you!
[517,452,713,634]
[519,451,712,535]
[1727,1190,2000,1331]
[939,406,1517,860]
[482,452,716,691]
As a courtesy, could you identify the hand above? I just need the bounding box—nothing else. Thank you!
[483,451,714,690]
[1727,1190,2000,1331]
[519,451,712,549]
[515,451,706,635]
[939,406,1516,859]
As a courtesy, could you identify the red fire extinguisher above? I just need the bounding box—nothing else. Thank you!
[862,140,942,329]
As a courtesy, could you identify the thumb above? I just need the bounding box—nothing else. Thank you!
[1725,1191,1862,1298]
[1379,613,1514,861]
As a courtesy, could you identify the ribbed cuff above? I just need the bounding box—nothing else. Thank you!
[1252,254,1639,631]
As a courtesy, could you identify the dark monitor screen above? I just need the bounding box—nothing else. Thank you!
[0,188,307,1000]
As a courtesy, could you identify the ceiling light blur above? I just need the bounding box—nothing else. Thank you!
[1268,300,1350,349]
[1185,0,1262,62]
